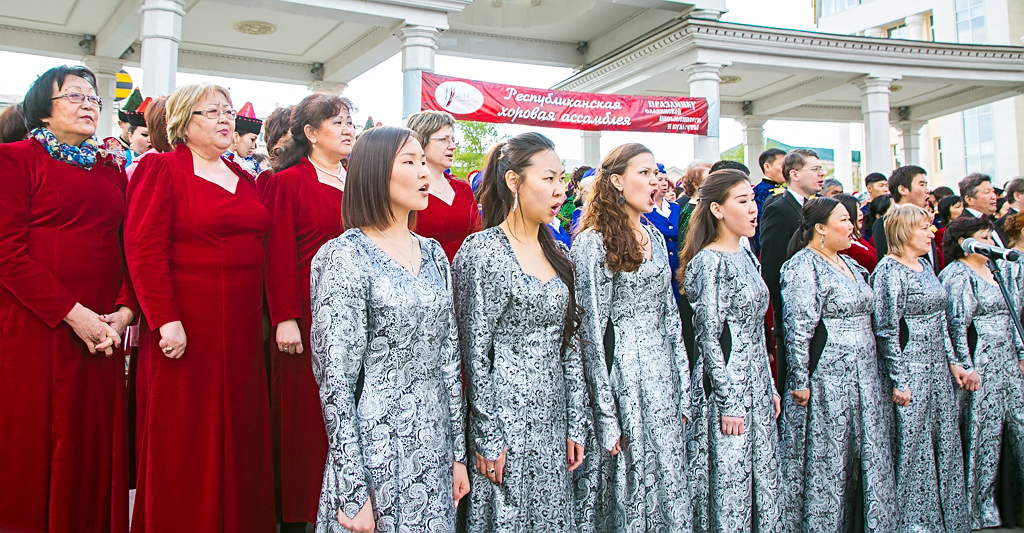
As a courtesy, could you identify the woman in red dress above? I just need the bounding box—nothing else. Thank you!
[405,110,482,261]
[261,93,355,532]
[0,65,134,533]
[836,193,879,272]
[126,83,274,532]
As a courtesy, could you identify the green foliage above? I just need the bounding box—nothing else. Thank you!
[452,121,506,179]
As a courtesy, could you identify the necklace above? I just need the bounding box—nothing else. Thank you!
[374,227,418,273]
[310,159,345,185]
[814,247,851,276]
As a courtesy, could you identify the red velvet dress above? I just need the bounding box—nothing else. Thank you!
[0,139,131,533]
[126,144,274,532]
[414,174,482,262]
[840,237,879,273]
[261,158,343,523]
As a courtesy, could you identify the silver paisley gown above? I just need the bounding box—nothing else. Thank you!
[309,229,466,533]
[940,259,1024,530]
[572,227,692,532]
[452,227,589,532]
[779,249,896,532]
[872,256,968,532]
[683,248,781,533]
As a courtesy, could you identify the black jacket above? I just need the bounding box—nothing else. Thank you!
[759,190,802,315]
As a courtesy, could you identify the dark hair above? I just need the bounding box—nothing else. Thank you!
[835,193,861,238]
[787,197,842,257]
[128,124,143,135]
[477,132,580,351]
[1004,177,1024,203]
[676,169,752,286]
[782,149,818,183]
[711,160,749,175]
[0,103,28,143]
[1004,210,1024,247]
[569,166,592,187]
[937,195,962,227]
[580,143,654,273]
[264,106,292,170]
[959,172,991,200]
[864,193,892,236]
[23,65,98,130]
[943,215,995,261]
[758,148,786,174]
[144,96,171,153]
[888,165,927,203]
[931,186,955,201]
[342,126,414,230]
[276,94,354,172]
[865,172,887,186]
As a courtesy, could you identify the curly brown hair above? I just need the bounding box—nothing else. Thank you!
[1003,209,1024,247]
[578,143,653,273]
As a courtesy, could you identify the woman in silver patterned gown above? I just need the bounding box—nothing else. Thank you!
[572,143,692,532]
[872,204,969,532]
[309,126,469,533]
[939,215,1024,530]
[677,169,781,533]
[453,132,589,531]
[778,197,896,532]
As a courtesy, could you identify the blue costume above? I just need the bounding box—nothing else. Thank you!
[548,221,572,249]
[752,178,785,257]
[643,201,682,278]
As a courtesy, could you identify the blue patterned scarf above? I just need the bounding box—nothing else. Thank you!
[30,127,100,170]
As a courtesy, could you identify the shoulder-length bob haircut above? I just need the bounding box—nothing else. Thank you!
[405,110,456,147]
[144,96,171,153]
[883,203,932,258]
[23,65,98,130]
[342,126,416,230]
[165,83,232,147]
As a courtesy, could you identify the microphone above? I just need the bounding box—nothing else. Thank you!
[962,238,1021,262]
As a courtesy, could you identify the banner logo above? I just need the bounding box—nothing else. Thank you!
[435,81,485,114]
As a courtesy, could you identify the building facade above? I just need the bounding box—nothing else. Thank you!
[818,0,1024,187]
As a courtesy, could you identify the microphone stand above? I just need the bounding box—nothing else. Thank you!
[986,258,1024,347]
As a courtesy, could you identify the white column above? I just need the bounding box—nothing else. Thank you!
[905,13,927,41]
[396,25,440,121]
[581,130,601,167]
[834,122,853,190]
[685,63,722,164]
[736,116,767,182]
[864,27,885,38]
[307,81,347,95]
[895,121,928,168]
[857,76,894,176]
[81,56,122,140]
[140,0,185,97]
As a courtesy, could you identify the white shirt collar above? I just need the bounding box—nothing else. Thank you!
[787,188,806,206]
[966,207,985,218]
[655,199,672,218]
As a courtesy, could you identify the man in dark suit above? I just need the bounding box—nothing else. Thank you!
[996,176,1023,238]
[759,149,823,394]
[959,172,1008,246]
[872,165,945,274]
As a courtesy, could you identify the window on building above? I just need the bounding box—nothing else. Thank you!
[887,24,908,38]
[963,105,995,176]
[892,144,903,169]
[934,137,944,171]
[929,15,936,41]
[955,0,986,44]
[822,0,861,17]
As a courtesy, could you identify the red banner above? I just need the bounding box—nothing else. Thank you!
[421,72,710,136]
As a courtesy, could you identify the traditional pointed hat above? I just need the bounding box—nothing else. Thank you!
[118,88,142,123]
[235,102,262,136]
[126,97,152,128]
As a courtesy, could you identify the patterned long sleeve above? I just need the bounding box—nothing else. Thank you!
[436,252,467,463]
[562,335,591,446]
[941,267,978,370]
[686,251,745,418]
[452,241,509,462]
[309,239,371,520]
[657,233,691,421]
[781,252,822,391]
[871,261,911,391]
[571,230,621,452]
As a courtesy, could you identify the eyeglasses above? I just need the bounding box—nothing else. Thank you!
[802,166,824,173]
[192,108,237,120]
[51,92,103,109]
[428,136,459,147]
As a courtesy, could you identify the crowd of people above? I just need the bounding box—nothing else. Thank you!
[1,63,1023,533]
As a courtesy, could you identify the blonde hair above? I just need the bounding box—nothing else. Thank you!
[405,110,456,146]
[165,83,232,147]
[884,204,931,257]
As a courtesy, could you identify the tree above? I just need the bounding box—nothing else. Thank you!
[452,120,506,180]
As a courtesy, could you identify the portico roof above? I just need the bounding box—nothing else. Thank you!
[553,17,1024,124]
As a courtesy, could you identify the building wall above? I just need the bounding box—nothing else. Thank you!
[819,0,1023,189]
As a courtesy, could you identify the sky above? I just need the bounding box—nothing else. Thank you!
[0,0,860,171]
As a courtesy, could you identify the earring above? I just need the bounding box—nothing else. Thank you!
[618,193,626,206]
[512,191,519,212]
[820,236,825,250]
